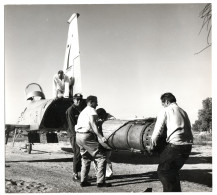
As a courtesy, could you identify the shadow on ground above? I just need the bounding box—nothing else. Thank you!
[61,147,73,153]
[6,149,212,165]
[88,169,212,189]
[6,158,73,163]
[181,169,212,188]
[88,171,159,187]
[110,150,212,165]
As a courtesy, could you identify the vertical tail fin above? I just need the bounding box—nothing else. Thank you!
[63,13,82,97]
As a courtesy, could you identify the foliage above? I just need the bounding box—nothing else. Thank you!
[192,97,212,132]
[193,132,212,145]
[195,3,212,54]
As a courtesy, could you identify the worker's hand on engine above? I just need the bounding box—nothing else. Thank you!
[149,138,155,152]
[101,137,107,143]
[151,137,157,148]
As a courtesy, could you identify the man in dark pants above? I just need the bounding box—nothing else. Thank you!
[151,92,193,192]
[66,93,84,182]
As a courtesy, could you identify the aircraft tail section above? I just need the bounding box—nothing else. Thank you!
[63,13,82,97]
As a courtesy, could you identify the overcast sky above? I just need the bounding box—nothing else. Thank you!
[4,3,212,124]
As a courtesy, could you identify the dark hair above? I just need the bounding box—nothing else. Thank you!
[160,93,176,103]
[58,70,64,74]
[96,108,107,120]
[86,95,97,103]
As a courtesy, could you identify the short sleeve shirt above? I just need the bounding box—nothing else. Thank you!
[75,106,97,132]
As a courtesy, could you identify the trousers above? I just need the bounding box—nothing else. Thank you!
[93,150,113,177]
[157,144,192,192]
[69,135,81,174]
[76,132,107,184]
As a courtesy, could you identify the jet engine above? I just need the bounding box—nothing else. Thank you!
[100,118,166,154]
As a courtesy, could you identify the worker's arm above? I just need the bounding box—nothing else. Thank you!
[65,108,77,132]
[89,115,107,142]
[64,75,70,98]
[53,76,58,98]
[151,109,166,147]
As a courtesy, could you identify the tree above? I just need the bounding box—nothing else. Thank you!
[195,3,212,55]
[192,97,212,132]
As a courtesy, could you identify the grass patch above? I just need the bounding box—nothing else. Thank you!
[193,132,212,146]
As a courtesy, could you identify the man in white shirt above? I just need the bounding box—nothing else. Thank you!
[151,92,193,192]
[75,96,112,188]
[53,70,70,98]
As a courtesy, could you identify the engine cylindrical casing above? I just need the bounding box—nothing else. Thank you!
[100,118,156,152]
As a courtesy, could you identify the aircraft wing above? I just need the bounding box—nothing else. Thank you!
[5,123,65,145]
[5,124,30,144]
[5,124,30,131]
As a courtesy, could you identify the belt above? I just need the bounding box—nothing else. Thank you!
[168,143,192,148]
[76,131,92,134]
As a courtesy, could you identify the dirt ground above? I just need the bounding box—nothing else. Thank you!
[5,139,212,193]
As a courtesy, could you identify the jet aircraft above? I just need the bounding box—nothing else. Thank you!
[5,13,164,154]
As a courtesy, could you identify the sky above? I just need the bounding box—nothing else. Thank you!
[4,3,212,125]
[1,1,216,193]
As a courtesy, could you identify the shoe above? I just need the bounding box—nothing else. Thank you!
[106,173,113,178]
[73,174,80,182]
[144,188,152,192]
[97,182,112,187]
[80,181,91,187]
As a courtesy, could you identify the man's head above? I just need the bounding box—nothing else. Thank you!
[96,108,108,120]
[58,70,64,80]
[86,95,98,109]
[73,93,83,106]
[160,93,176,107]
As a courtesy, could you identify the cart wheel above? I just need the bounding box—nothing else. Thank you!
[27,144,32,154]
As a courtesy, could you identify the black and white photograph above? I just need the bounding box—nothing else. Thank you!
[2,1,214,193]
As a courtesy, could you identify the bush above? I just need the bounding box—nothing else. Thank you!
[193,132,212,145]
[192,97,212,133]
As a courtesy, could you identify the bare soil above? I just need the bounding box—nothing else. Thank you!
[5,138,212,193]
